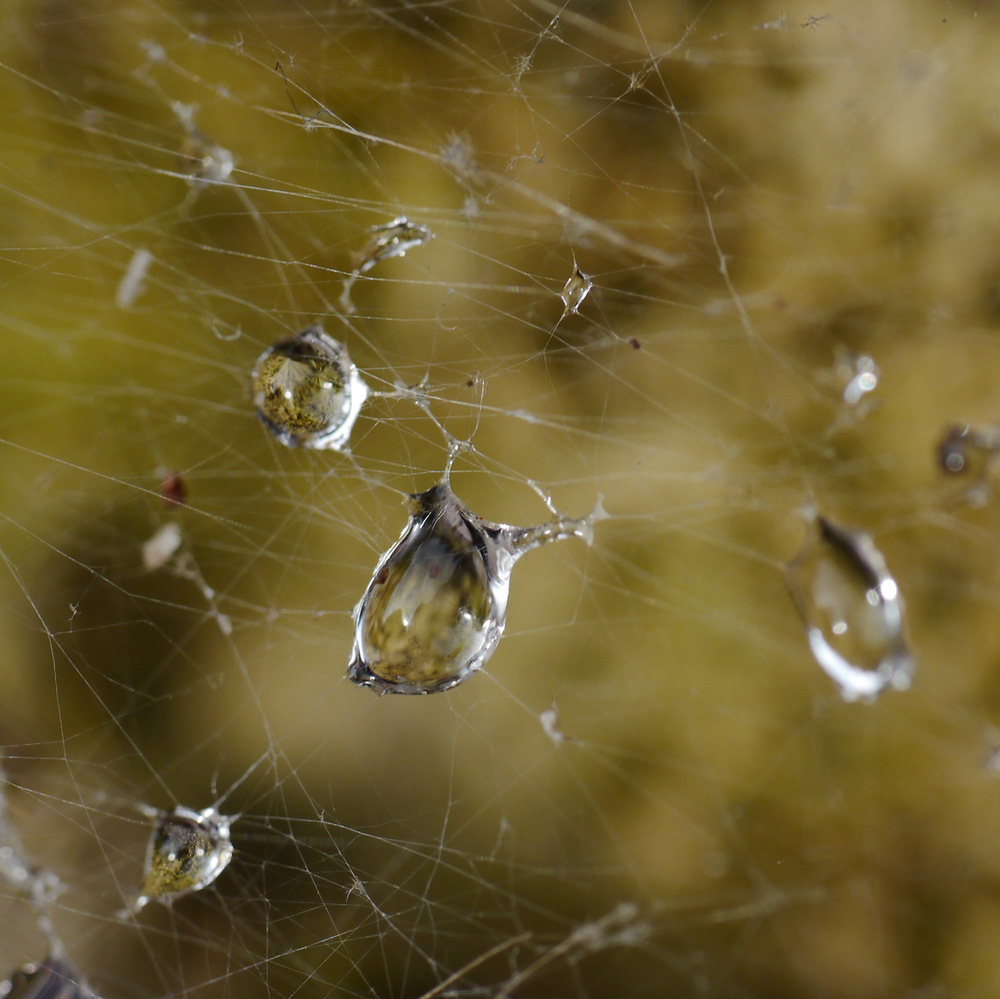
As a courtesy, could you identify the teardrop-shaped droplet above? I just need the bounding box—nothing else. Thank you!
[347,483,594,695]
[559,266,592,317]
[251,325,368,450]
[786,515,914,701]
[2,958,92,999]
[134,805,233,911]
[347,484,510,694]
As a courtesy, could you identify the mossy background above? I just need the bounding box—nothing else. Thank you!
[2,1,1000,996]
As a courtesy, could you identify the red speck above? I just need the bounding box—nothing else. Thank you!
[428,563,440,579]
[628,337,641,350]
[161,472,187,508]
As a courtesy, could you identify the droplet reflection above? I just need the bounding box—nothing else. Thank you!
[134,805,233,911]
[786,514,914,701]
[347,483,595,694]
[251,325,368,450]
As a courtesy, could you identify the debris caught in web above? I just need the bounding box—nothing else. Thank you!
[115,248,153,309]
[539,702,567,745]
[159,470,187,508]
[141,522,183,571]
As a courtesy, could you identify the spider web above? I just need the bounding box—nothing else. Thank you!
[2,1,1000,996]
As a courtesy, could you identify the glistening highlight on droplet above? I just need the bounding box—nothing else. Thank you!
[133,805,234,911]
[251,325,368,450]
[786,514,914,702]
[559,265,592,317]
[347,482,597,695]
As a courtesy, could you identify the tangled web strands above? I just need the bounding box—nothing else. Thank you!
[1,3,1000,997]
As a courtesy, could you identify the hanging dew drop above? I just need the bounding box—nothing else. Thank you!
[347,483,596,695]
[559,266,592,317]
[251,325,368,450]
[786,514,914,702]
[133,805,233,911]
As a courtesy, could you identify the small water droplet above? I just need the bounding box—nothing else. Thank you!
[173,102,234,186]
[339,216,433,313]
[559,266,592,317]
[134,805,233,911]
[347,483,595,694]
[251,325,368,450]
[2,958,93,999]
[834,349,879,406]
[937,424,1000,505]
[938,423,1000,475]
[786,514,914,701]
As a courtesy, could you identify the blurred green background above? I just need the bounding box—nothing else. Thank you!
[3,1,1000,996]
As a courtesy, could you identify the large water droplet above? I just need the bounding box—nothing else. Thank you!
[251,325,368,450]
[347,483,594,694]
[786,514,914,701]
[134,805,233,911]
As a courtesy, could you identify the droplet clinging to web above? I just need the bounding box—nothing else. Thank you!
[172,102,234,187]
[251,325,369,450]
[937,423,1000,504]
[559,266,592,317]
[347,482,598,695]
[1,958,95,999]
[339,216,434,314]
[786,514,914,702]
[835,349,879,406]
[133,805,233,912]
